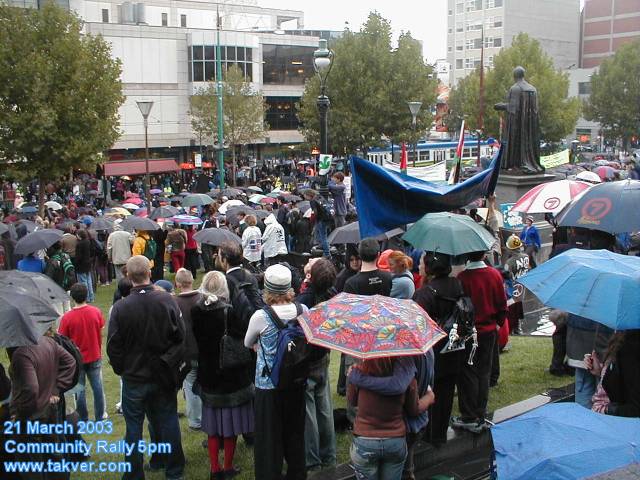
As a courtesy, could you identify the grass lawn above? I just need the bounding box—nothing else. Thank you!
[19,279,571,479]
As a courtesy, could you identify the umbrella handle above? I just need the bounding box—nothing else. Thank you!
[467,329,478,366]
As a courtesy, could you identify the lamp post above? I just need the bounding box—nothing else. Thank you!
[313,39,334,198]
[136,100,154,215]
[215,7,225,189]
[407,101,422,167]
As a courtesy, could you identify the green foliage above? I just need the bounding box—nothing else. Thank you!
[448,33,581,142]
[297,12,437,154]
[0,3,123,210]
[189,65,267,182]
[584,39,640,148]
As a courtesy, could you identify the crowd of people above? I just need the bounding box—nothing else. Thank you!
[1,162,639,480]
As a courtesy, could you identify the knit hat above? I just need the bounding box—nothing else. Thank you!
[154,279,174,293]
[506,234,523,250]
[264,264,292,294]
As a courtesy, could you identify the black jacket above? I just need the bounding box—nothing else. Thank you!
[413,276,466,379]
[191,297,253,405]
[107,285,185,383]
[75,238,92,273]
[174,291,202,362]
[603,330,640,418]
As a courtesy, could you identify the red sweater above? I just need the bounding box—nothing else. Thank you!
[457,265,507,335]
[58,305,105,364]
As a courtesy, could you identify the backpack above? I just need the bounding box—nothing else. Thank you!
[227,275,265,330]
[53,333,83,392]
[427,286,475,353]
[260,303,324,390]
[45,252,76,290]
[143,237,157,260]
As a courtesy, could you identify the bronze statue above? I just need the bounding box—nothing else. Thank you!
[495,66,545,174]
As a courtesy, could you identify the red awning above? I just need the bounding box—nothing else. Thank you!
[104,159,180,176]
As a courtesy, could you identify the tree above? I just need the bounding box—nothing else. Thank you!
[189,65,267,184]
[447,34,581,142]
[584,39,640,149]
[297,12,437,154]
[0,3,124,214]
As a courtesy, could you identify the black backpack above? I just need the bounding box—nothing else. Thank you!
[53,333,83,392]
[228,275,265,330]
[427,286,475,353]
[261,303,324,390]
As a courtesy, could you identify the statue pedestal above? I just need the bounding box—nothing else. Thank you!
[494,173,556,205]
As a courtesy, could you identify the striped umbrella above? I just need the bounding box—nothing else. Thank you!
[169,214,203,226]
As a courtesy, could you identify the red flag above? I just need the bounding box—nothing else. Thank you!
[400,142,408,173]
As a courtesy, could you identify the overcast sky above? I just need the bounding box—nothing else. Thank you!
[261,0,448,64]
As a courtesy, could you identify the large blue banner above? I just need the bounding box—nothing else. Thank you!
[351,147,502,237]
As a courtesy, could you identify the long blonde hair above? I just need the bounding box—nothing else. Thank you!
[199,271,229,305]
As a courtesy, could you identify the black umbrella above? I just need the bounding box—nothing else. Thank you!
[0,271,69,303]
[121,216,160,232]
[221,188,242,197]
[284,194,303,203]
[193,228,241,246]
[90,217,115,232]
[15,220,37,233]
[150,206,180,220]
[15,229,64,255]
[297,201,311,213]
[170,196,183,203]
[0,223,8,236]
[556,180,640,234]
[328,222,404,245]
[225,206,269,227]
[0,290,60,348]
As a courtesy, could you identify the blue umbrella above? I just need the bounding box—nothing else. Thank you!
[492,403,640,480]
[518,248,640,330]
[556,180,640,234]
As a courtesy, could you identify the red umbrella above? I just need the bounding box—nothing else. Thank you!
[594,166,617,180]
[126,197,143,205]
[260,197,276,205]
[511,180,591,215]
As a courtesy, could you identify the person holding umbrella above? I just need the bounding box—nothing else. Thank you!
[519,216,541,268]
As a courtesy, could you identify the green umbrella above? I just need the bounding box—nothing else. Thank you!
[182,193,214,208]
[402,212,496,256]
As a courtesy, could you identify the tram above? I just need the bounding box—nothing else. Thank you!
[367,139,494,168]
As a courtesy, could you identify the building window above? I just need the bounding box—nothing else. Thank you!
[486,0,503,7]
[180,14,186,27]
[456,59,463,69]
[448,46,453,52]
[466,0,482,11]
[578,82,592,95]
[456,22,463,32]
[493,37,502,47]
[162,12,168,26]
[467,21,482,31]
[448,9,453,15]
[448,28,453,34]
[101,8,109,23]
[494,16,502,27]
[456,2,464,14]
[262,44,316,85]
[456,42,464,51]
[190,45,254,82]
[265,97,300,130]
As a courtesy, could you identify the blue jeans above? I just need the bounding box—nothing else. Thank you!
[575,367,597,409]
[76,359,105,421]
[350,436,407,480]
[76,272,94,302]
[121,379,185,480]
[304,365,337,468]
[182,363,201,429]
[317,220,330,257]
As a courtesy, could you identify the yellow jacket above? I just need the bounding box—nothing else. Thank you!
[132,231,154,268]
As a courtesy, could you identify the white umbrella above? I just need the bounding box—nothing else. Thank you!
[44,201,63,211]
[576,171,602,184]
[122,203,140,210]
[218,199,245,215]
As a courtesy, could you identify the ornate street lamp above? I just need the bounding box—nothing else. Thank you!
[136,100,154,214]
[407,101,422,168]
[313,39,334,196]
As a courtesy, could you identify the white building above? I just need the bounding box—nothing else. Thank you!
[446,0,581,85]
[567,67,601,146]
[33,0,325,167]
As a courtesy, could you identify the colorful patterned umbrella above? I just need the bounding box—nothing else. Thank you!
[298,293,446,359]
[511,179,591,215]
[594,166,617,180]
[169,214,203,225]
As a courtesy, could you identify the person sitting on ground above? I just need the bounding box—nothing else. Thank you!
[58,283,106,422]
[586,329,640,417]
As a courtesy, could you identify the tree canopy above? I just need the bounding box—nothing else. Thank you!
[0,3,124,212]
[297,12,437,154]
[189,65,267,183]
[584,39,640,149]
[448,33,581,143]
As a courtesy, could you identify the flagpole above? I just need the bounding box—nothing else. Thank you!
[477,24,485,168]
